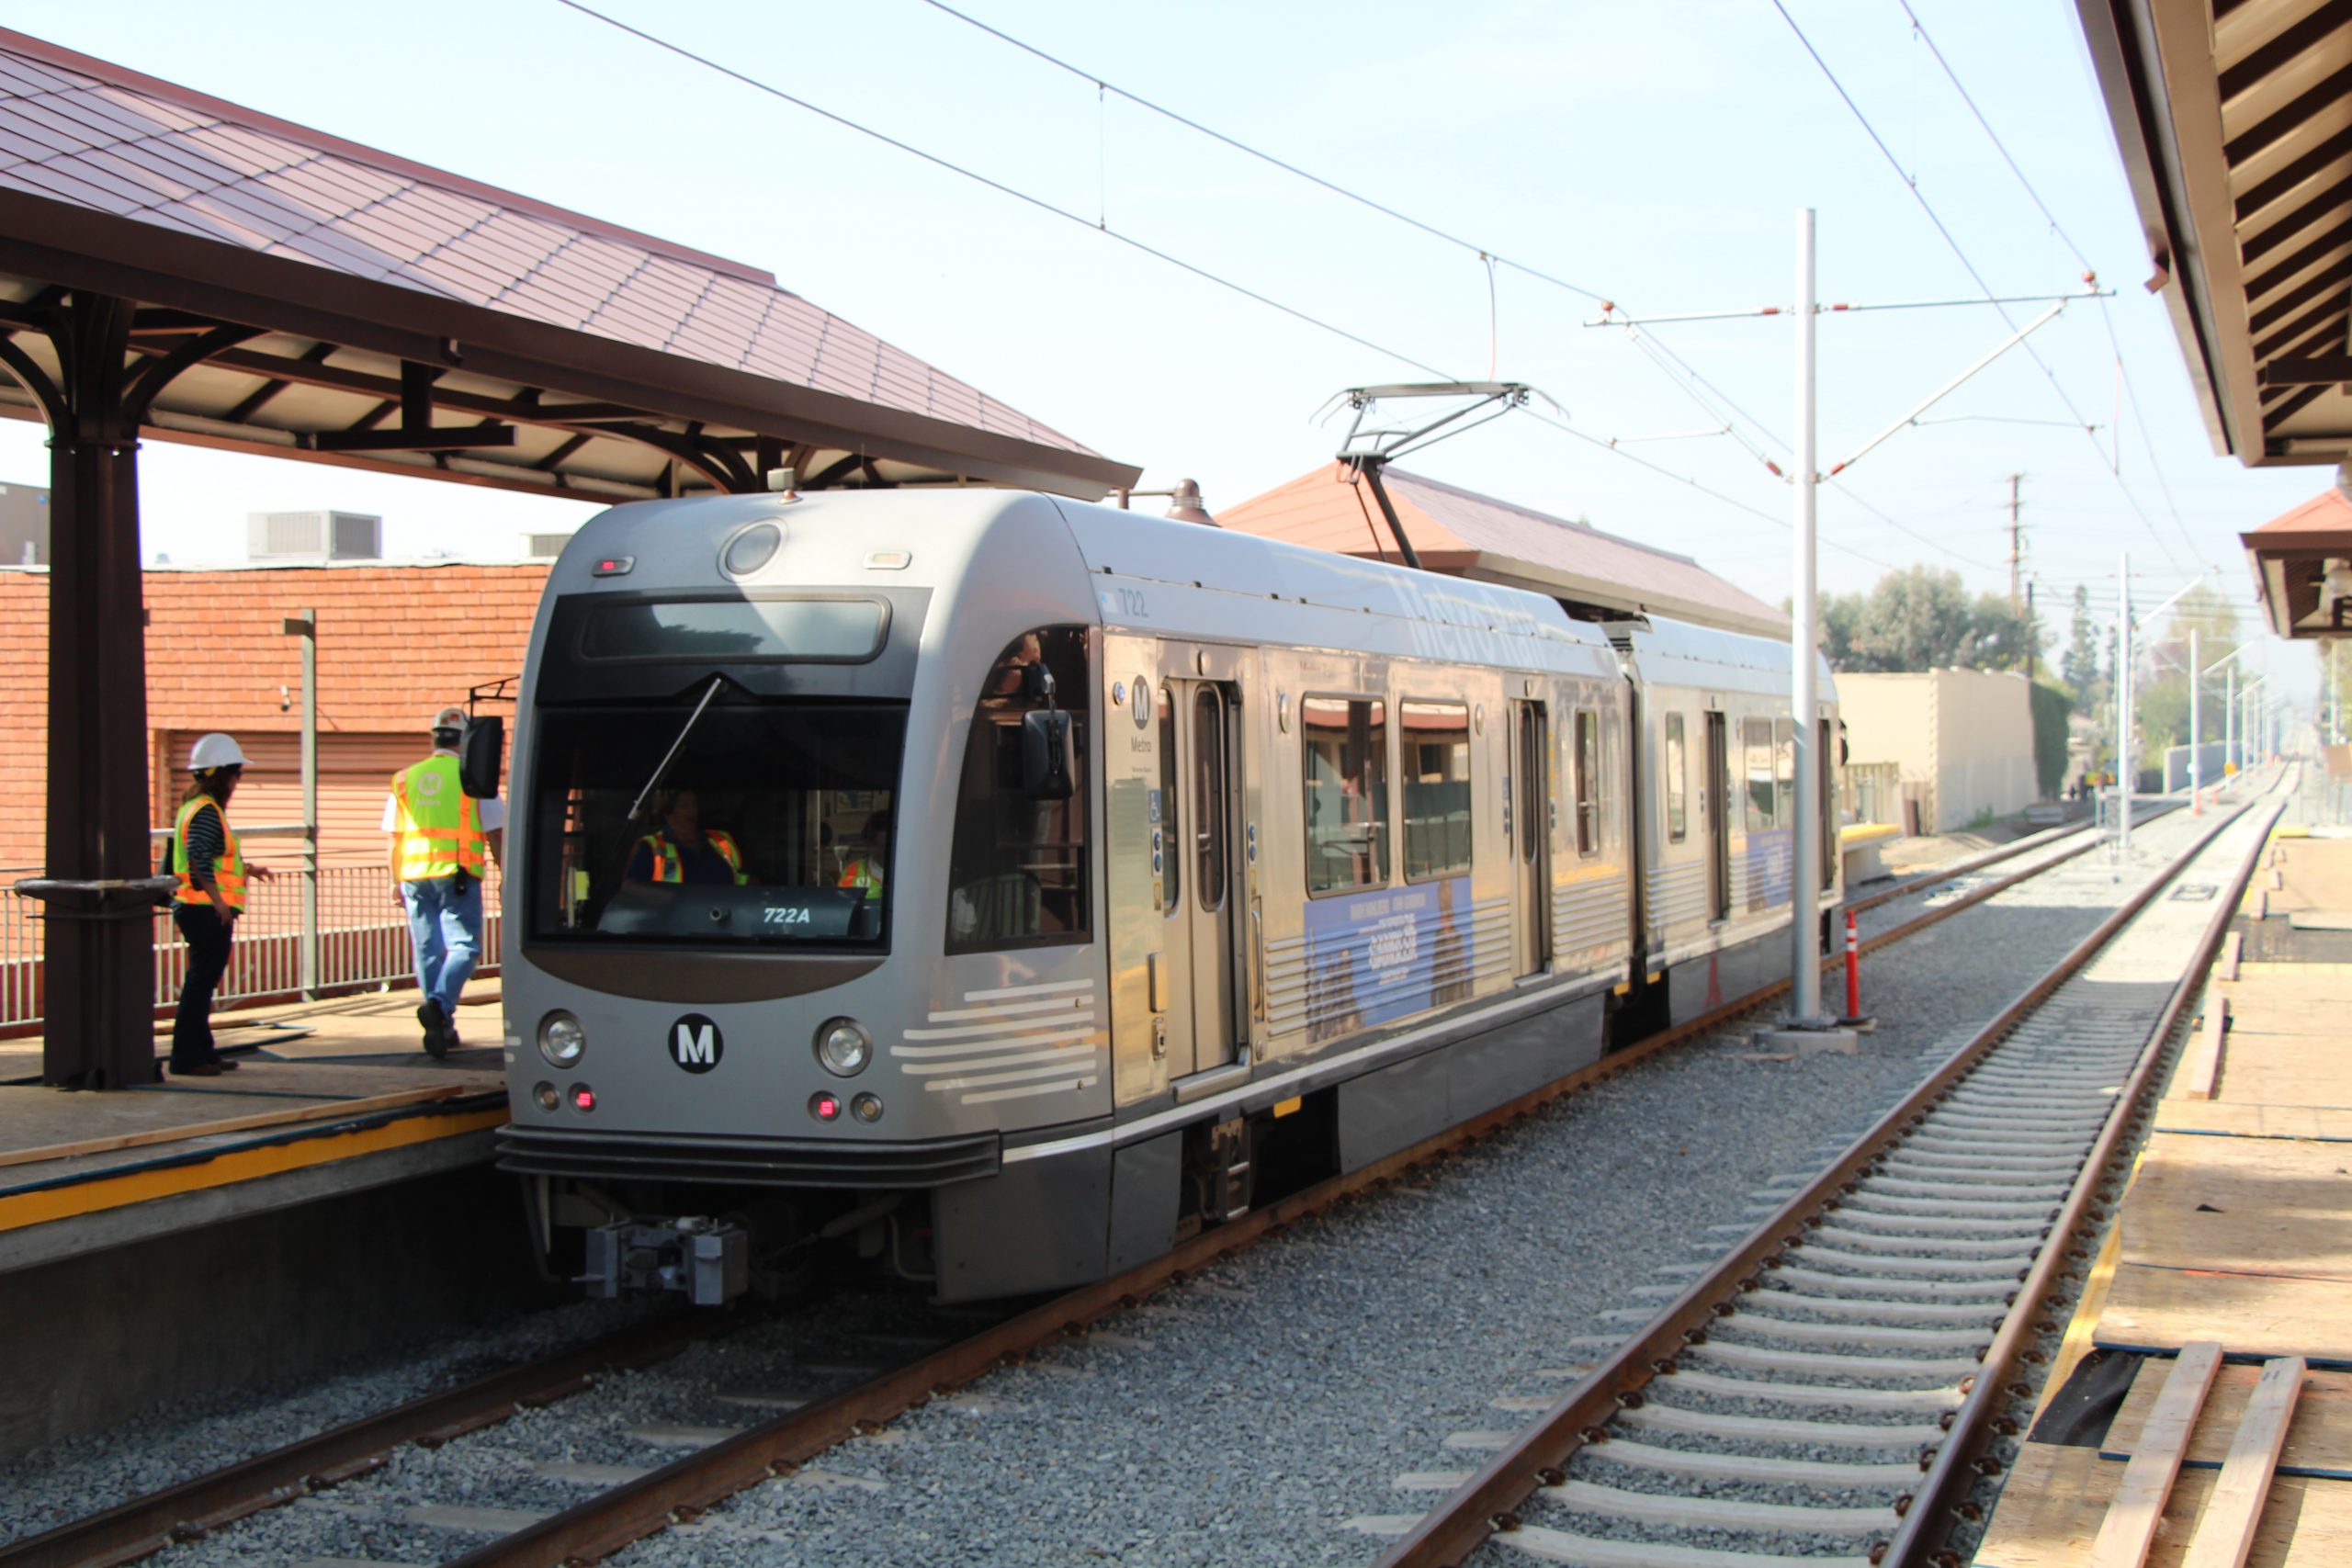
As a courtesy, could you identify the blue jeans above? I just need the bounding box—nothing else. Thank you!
[401,875,482,1019]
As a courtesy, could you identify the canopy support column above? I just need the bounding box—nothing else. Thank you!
[17,294,159,1088]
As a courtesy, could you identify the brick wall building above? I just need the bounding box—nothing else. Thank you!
[0,561,546,871]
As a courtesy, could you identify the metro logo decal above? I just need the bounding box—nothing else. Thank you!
[670,1013,723,1074]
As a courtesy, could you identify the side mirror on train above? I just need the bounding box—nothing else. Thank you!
[461,715,505,799]
[1021,709,1075,800]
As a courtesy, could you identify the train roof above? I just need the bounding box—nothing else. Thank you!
[1053,497,1623,678]
[1607,615,1836,701]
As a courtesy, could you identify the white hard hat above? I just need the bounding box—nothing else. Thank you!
[431,705,468,732]
[187,732,247,772]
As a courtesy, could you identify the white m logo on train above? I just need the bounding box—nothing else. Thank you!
[670,1015,722,1074]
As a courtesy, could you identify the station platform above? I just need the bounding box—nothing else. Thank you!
[1976,814,2352,1567]
[0,986,506,1277]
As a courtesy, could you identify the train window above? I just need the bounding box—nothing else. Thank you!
[1303,695,1389,894]
[527,703,903,946]
[1744,717,1775,831]
[577,594,887,663]
[1193,686,1228,911]
[1665,713,1688,843]
[1157,682,1181,914]
[1400,700,1471,880]
[945,627,1093,954]
[1573,708,1600,856]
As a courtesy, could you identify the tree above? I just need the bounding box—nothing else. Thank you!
[2062,585,2103,704]
[1846,566,1973,671]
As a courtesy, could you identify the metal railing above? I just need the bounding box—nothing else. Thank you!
[1841,761,1901,825]
[2,855,503,1033]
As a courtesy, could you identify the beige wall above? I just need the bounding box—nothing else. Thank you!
[1840,670,2038,832]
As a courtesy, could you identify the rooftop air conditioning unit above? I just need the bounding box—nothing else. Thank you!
[247,510,382,563]
[524,532,575,558]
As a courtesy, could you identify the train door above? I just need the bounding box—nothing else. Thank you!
[1510,699,1552,977]
[1159,677,1242,1084]
[1705,711,1731,922]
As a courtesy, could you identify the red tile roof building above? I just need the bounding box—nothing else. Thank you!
[1218,465,1788,639]
[0,560,545,870]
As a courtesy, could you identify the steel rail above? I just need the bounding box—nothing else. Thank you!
[1371,795,2257,1568]
[0,1310,719,1568]
[3,814,2143,1568]
[1883,783,2290,1566]
[1844,799,2181,916]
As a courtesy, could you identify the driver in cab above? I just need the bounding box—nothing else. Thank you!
[627,791,752,886]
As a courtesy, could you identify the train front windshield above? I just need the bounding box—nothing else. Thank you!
[529,703,905,946]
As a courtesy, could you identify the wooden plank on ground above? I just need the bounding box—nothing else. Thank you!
[2221,931,2243,983]
[2177,999,2228,1101]
[0,1085,469,1170]
[2098,1269,2352,1366]
[1977,1444,2352,1568]
[2181,1359,2308,1568]
[2090,1342,2224,1568]
[2213,1044,2352,1112]
[2108,1364,2352,1479]
[2120,1135,2352,1283]
[2154,1104,2352,1144]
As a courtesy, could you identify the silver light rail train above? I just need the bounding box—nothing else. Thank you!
[494,489,1838,1303]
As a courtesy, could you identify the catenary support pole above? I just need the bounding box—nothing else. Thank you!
[2116,550,2132,866]
[2224,662,2236,778]
[2190,625,2201,815]
[1790,208,1824,1022]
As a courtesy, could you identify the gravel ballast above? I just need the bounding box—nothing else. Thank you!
[1,806,2224,1566]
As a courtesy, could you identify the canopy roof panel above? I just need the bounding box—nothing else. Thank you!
[1217,463,1790,640]
[0,28,1135,501]
[2242,480,2352,636]
[2077,0,2352,465]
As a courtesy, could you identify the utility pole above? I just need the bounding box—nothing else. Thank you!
[1789,208,1826,1028]
[2007,474,2024,612]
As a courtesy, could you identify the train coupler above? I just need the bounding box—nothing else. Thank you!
[580,1214,749,1306]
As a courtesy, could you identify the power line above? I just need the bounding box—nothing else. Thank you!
[1893,2,2202,570]
[917,0,1805,467]
[553,0,1453,379]
[912,0,1619,307]
[1768,0,2188,573]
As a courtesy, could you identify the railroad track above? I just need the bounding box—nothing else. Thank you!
[0,803,2208,1568]
[1373,783,2287,1568]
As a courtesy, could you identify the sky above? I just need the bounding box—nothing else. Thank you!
[0,0,2327,705]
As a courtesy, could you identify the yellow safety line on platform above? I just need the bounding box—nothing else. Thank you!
[0,1106,508,1234]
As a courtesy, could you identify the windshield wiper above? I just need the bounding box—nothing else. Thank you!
[627,675,726,823]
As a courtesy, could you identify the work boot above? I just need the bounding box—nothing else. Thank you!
[174,1061,223,1077]
[418,998,450,1059]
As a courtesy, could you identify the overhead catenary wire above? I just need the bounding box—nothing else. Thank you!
[1768,0,2188,574]
[568,0,2011,578]
[553,0,1453,380]
[1892,0,2203,570]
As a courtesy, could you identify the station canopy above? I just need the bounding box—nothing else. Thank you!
[2077,0,2352,468]
[1218,464,1789,640]
[0,29,1136,501]
[2242,482,2352,637]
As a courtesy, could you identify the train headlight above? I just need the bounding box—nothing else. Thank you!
[537,1010,587,1067]
[815,1018,872,1077]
